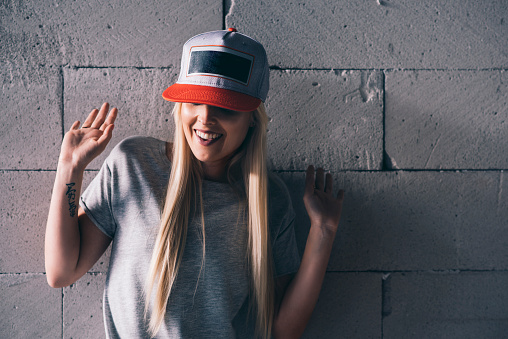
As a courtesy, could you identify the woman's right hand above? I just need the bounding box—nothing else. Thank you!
[59,102,118,170]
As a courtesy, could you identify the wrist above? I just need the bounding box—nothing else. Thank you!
[309,221,337,241]
[306,223,337,253]
[56,160,85,179]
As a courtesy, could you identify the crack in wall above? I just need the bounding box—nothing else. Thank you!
[498,171,504,215]
[360,71,383,102]
[343,71,383,103]
[383,151,399,170]
[423,134,442,169]
[223,0,235,29]
[381,273,392,339]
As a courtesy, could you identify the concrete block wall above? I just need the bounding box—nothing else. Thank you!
[1,0,507,337]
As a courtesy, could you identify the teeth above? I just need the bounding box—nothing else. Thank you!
[196,130,222,140]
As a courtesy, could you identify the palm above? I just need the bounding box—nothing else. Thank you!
[59,103,117,170]
[303,166,344,234]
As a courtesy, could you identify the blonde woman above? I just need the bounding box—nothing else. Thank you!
[45,29,344,338]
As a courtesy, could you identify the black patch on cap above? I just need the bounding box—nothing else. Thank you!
[188,50,252,84]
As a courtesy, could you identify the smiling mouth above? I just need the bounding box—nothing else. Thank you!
[194,129,223,145]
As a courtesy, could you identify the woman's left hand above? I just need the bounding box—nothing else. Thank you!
[272,166,344,338]
[303,165,345,237]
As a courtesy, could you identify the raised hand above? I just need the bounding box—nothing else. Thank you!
[271,166,345,337]
[303,165,344,237]
[59,102,117,170]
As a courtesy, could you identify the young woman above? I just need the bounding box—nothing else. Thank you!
[45,29,344,338]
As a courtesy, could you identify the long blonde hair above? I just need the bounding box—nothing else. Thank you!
[144,102,273,338]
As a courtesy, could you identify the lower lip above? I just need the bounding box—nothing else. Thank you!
[195,130,223,146]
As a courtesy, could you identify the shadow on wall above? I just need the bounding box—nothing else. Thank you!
[281,170,483,272]
[279,167,508,337]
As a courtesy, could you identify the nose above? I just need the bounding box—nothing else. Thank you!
[197,105,217,125]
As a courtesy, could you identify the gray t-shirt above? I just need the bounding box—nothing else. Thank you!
[80,136,301,338]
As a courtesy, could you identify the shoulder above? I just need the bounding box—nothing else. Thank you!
[267,171,293,208]
[111,135,163,155]
[103,136,171,178]
[106,136,167,165]
[267,171,295,231]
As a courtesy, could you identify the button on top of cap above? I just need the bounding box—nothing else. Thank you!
[227,27,237,32]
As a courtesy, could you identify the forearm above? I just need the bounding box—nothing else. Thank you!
[273,225,335,339]
[44,162,84,287]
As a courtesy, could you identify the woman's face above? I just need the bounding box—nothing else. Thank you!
[181,103,253,175]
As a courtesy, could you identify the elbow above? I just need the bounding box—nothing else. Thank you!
[46,274,70,288]
[45,255,78,288]
[272,329,301,339]
[46,276,61,288]
[272,317,303,339]
[45,267,75,288]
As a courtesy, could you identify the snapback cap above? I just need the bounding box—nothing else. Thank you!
[162,28,269,112]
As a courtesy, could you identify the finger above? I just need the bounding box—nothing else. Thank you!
[305,165,315,196]
[70,120,80,131]
[337,189,345,202]
[97,123,115,146]
[315,167,325,190]
[325,172,333,194]
[91,102,110,129]
[99,107,118,132]
[82,109,99,128]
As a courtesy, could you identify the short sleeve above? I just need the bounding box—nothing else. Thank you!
[272,211,300,277]
[80,159,117,239]
[268,173,301,277]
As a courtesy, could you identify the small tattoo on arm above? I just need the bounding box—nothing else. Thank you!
[66,183,77,218]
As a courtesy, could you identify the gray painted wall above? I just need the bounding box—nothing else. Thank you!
[1,0,507,338]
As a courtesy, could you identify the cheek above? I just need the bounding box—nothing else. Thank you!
[229,121,251,147]
[183,126,193,145]
[180,112,194,139]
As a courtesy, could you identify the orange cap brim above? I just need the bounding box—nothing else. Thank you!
[162,83,261,112]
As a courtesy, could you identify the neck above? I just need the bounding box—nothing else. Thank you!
[202,161,228,182]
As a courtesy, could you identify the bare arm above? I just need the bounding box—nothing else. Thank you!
[273,166,344,338]
[45,103,117,288]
